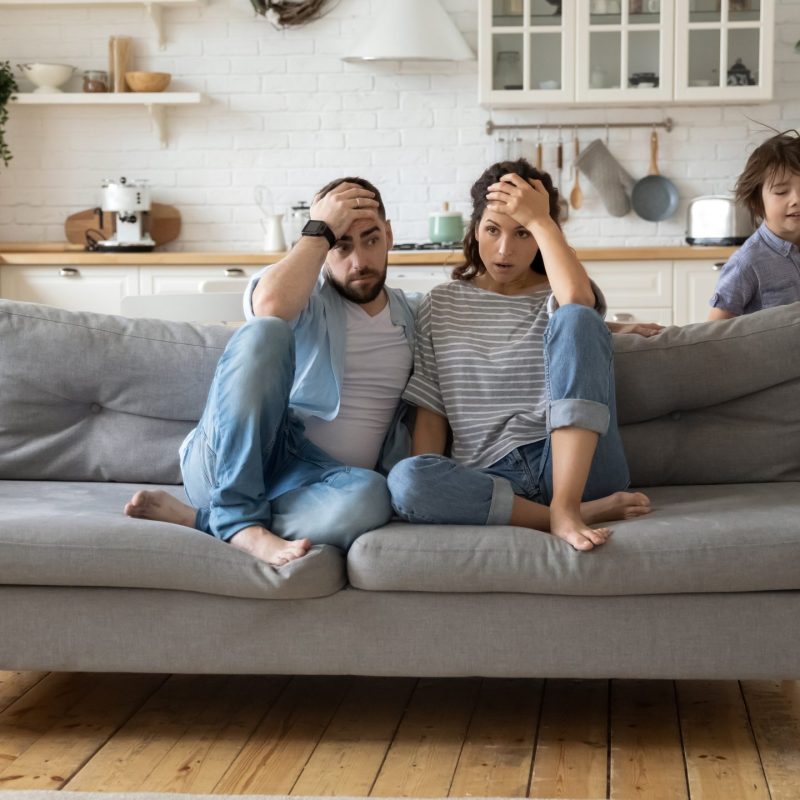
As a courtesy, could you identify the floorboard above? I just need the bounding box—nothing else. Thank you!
[0,671,797,799]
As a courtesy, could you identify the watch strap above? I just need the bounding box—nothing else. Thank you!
[301,220,337,249]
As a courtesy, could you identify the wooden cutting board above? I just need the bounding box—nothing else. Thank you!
[64,203,181,247]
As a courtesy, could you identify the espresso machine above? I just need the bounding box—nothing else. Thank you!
[94,177,156,252]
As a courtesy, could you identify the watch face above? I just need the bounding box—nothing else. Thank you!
[302,220,328,235]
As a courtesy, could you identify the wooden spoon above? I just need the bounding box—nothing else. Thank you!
[570,134,583,209]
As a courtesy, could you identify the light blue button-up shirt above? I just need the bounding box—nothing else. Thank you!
[710,222,800,315]
[244,266,421,474]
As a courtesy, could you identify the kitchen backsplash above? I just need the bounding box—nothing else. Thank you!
[1,0,799,250]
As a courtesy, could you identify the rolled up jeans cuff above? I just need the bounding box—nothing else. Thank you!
[487,475,515,525]
[194,506,211,534]
[548,398,610,436]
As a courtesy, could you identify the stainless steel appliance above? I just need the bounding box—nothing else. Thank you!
[685,195,754,246]
[94,177,155,252]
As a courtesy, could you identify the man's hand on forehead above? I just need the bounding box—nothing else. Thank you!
[311,182,381,238]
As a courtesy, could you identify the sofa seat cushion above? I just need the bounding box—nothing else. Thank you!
[348,483,800,595]
[0,481,345,600]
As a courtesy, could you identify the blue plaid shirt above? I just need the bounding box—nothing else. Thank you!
[710,222,800,315]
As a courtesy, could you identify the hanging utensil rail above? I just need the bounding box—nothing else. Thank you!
[485,118,674,135]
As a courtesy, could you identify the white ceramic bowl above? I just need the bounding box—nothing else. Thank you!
[18,63,75,93]
[538,79,560,90]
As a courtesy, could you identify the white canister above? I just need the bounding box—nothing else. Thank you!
[261,214,286,252]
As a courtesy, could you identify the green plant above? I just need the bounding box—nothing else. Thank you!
[0,60,18,167]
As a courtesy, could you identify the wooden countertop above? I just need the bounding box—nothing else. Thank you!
[0,244,738,266]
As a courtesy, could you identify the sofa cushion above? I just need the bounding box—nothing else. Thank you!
[614,301,800,424]
[0,480,345,600]
[0,299,234,483]
[622,378,800,485]
[348,483,800,595]
[613,303,800,485]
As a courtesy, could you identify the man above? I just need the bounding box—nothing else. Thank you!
[125,177,419,566]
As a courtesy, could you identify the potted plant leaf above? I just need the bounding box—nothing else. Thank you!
[0,60,18,167]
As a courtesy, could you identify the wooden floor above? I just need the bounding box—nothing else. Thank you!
[0,672,798,799]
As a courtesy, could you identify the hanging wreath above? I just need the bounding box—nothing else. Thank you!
[250,0,333,29]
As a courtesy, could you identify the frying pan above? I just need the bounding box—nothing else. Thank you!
[631,130,679,221]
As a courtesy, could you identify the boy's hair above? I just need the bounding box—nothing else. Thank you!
[316,176,387,219]
[453,158,561,282]
[735,130,800,222]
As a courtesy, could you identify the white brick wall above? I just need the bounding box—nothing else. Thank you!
[1,0,799,249]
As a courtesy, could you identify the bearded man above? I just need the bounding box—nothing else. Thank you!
[124,177,418,566]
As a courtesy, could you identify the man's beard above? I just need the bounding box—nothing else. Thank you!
[325,266,388,304]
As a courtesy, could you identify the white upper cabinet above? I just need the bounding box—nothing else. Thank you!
[576,0,674,104]
[479,0,577,105]
[479,0,773,107]
[674,0,773,102]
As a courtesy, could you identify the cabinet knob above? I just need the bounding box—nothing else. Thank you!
[224,268,245,277]
[59,268,80,278]
[712,263,724,271]
[612,312,634,322]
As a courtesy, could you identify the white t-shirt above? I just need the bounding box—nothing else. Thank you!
[303,301,413,469]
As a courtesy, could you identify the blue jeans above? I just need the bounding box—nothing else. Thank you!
[180,316,392,549]
[387,304,630,525]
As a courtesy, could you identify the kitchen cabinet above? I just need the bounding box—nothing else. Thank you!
[479,0,773,107]
[386,266,453,295]
[674,0,773,103]
[585,261,673,324]
[139,265,260,294]
[1,264,139,314]
[673,259,725,324]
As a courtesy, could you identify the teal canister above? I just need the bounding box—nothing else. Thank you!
[428,202,464,244]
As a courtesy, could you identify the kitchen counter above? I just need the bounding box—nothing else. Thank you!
[0,244,738,266]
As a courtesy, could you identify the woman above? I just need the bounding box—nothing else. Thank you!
[387,159,652,551]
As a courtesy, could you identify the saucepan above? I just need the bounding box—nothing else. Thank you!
[631,130,679,222]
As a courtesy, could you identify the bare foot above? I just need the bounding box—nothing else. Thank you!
[549,503,610,551]
[229,525,312,567]
[582,491,651,525]
[124,490,196,528]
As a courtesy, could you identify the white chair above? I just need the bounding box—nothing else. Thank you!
[198,277,251,293]
[120,292,246,325]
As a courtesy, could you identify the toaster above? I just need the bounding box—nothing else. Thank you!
[685,195,755,246]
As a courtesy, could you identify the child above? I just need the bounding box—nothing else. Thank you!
[709,130,800,320]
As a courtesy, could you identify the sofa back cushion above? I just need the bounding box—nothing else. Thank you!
[0,299,233,483]
[1,298,799,487]
[614,302,800,485]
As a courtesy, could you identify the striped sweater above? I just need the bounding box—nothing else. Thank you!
[402,279,605,469]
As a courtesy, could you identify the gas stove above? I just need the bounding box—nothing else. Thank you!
[392,242,462,251]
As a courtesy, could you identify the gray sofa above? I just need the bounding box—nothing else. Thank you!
[1,298,799,680]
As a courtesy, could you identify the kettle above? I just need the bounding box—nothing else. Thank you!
[286,201,311,247]
[428,202,464,245]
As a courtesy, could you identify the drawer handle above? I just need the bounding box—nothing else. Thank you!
[712,263,724,271]
[612,313,634,322]
[224,268,245,277]
[59,268,80,278]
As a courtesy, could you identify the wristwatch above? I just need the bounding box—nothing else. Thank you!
[301,219,337,249]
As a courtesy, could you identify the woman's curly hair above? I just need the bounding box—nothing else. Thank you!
[453,158,562,282]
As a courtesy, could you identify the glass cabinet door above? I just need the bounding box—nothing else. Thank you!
[479,0,575,105]
[576,0,674,102]
[674,0,773,101]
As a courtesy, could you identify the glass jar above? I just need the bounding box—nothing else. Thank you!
[83,70,108,93]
